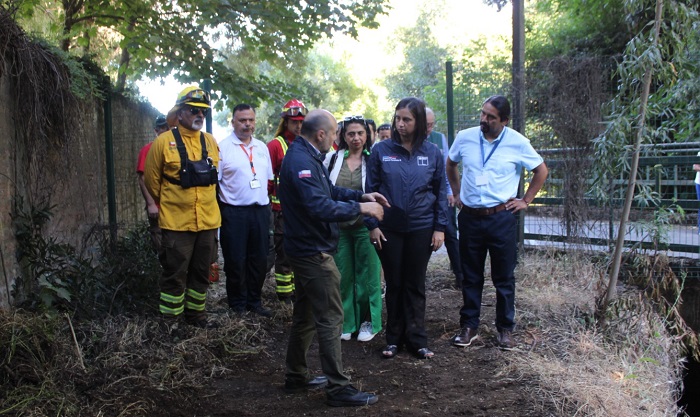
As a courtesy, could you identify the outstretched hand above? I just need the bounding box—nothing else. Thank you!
[362,192,391,208]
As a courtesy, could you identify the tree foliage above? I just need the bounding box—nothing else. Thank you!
[525,0,649,59]
[10,0,388,102]
[380,3,512,135]
[218,43,368,140]
[380,9,451,131]
[590,0,699,205]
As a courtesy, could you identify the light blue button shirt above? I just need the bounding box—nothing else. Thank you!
[448,126,543,208]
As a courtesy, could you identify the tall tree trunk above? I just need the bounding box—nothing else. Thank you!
[60,0,84,51]
[115,19,136,93]
[602,0,665,314]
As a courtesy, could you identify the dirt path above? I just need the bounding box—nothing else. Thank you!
[191,254,543,417]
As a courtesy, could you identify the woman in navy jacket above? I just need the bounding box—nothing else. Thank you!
[366,97,448,359]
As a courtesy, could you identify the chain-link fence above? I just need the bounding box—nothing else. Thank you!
[110,97,160,233]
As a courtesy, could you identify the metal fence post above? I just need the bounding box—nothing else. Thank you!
[202,79,212,134]
[513,0,526,249]
[446,61,454,147]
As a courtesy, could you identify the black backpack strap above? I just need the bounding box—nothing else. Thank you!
[200,132,208,160]
[328,152,339,173]
[163,127,188,185]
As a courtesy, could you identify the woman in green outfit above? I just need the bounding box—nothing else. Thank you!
[323,115,383,342]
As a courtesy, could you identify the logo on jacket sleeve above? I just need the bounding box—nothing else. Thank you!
[382,155,401,162]
[298,170,312,178]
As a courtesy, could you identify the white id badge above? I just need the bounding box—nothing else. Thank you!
[475,174,488,186]
[250,179,261,189]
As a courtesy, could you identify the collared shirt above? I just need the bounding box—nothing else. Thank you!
[144,125,221,231]
[448,126,543,208]
[218,132,273,206]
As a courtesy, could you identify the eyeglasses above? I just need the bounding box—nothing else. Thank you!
[186,106,209,116]
[282,106,308,117]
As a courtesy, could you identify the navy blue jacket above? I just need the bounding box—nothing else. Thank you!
[366,138,448,233]
[278,137,365,257]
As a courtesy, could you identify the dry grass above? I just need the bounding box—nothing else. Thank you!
[0,308,272,416]
[1,251,688,416]
[512,249,683,416]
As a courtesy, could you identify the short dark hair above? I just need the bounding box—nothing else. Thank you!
[391,97,428,148]
[366,119,376,132]
[377,123,391,132]
[483,95,510,121]
[232,103,255,116]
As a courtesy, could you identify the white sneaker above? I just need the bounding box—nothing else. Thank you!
[340,332,351,341]
[357,322,376,342]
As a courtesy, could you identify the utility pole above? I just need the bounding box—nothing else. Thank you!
[513,0,526,247]
[512,0,525,134]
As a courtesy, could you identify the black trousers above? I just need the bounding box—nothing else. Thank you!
[219,203,271,310]
[444,206,462,277]
[458,209,517,331]
[377,227,434,352]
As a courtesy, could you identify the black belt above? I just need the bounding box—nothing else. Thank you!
[462,203,508,216]
[218,201,268,209]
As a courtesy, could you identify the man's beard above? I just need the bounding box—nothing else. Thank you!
[480,122,489,134]
[192,119,204,130]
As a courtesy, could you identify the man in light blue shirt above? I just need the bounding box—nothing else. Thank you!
[446,95,548,349]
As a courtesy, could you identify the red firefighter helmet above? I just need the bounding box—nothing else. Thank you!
[281,99,308,120]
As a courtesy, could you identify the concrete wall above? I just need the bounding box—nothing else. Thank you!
[0,61,157,309]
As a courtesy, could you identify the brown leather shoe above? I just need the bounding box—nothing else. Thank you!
[497,329,514,349]
[453,326,478,347]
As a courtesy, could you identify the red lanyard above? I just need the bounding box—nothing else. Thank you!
[239,144,257,177]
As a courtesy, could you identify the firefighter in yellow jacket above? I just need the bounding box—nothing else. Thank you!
[144,86,221,328]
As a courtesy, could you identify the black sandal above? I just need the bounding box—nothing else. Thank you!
[415,347,434,359]
[382,344,398,359]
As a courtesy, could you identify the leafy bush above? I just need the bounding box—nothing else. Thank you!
[12,198,160,319]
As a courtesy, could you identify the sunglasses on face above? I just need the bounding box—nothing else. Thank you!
[282,106,308,117]
[186,106,209,116]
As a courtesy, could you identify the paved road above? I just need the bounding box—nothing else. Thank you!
[524,215,700,258]
[433,214,700,259]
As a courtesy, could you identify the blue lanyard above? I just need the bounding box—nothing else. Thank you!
[480,128,507,168]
